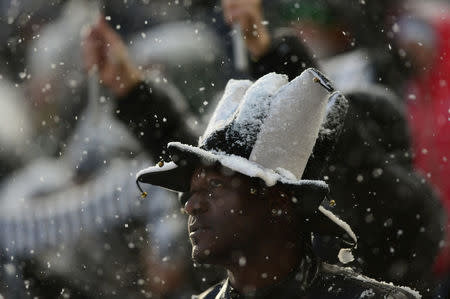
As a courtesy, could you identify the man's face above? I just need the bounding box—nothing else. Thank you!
[185,166,269,265]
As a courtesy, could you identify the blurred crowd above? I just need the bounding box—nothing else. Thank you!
[0,0,448,298]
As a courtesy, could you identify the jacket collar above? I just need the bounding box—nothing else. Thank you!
[215,248,319,299]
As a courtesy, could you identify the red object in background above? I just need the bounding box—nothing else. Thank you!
[406,16,450,275]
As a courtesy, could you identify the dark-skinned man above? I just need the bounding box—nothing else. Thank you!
[135,68,420,298]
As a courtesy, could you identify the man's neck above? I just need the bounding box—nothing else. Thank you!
[226,240,303,294]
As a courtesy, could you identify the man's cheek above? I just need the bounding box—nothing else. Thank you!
[221,204,247,217]
[216,198,226,208]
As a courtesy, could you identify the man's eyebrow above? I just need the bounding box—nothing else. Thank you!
[191,168,209,184]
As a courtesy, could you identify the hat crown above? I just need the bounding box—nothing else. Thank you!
[198,68,334,180]
[199,73,288,158]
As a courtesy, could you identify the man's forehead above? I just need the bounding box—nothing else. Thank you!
[192,165,236,180]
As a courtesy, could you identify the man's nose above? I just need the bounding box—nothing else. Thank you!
[184,192,209,216]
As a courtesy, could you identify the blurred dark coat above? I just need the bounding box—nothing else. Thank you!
[324,87,444,290]
[248,31,445,291]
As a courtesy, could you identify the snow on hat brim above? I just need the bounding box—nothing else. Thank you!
[137,141,329,204]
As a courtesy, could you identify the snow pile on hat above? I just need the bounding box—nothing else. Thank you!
[137,68,357,263]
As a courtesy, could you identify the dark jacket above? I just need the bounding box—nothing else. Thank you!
[115,79,198,162]
[193,251,419,299]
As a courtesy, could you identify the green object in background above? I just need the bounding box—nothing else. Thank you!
[278,0,335,26]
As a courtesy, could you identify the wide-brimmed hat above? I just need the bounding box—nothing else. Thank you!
[137,68,357,262]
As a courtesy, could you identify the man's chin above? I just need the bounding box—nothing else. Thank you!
[191,244,212,264]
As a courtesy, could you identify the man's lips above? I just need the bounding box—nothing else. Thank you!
[189,226,211,237]
[188,216,211,238]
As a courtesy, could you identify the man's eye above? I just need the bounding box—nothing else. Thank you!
[209,179,223,188]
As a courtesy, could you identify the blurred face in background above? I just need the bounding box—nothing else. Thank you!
[394,16,437,75]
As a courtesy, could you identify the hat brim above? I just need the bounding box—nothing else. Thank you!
[136,142,356,245]
[138,142,328,203]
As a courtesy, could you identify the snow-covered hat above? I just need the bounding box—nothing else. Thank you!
[137,68,356,261]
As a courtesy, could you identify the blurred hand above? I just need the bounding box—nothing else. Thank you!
[82,18,142,97]
[222,0,271,59]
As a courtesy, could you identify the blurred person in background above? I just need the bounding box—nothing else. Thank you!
[260,1,446,295]
[0,2,65,296]
[286,0,449,293]
[0,76,36,298]
[0,0,225,297]
[81,0,315,156]
[391,1,450,295]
